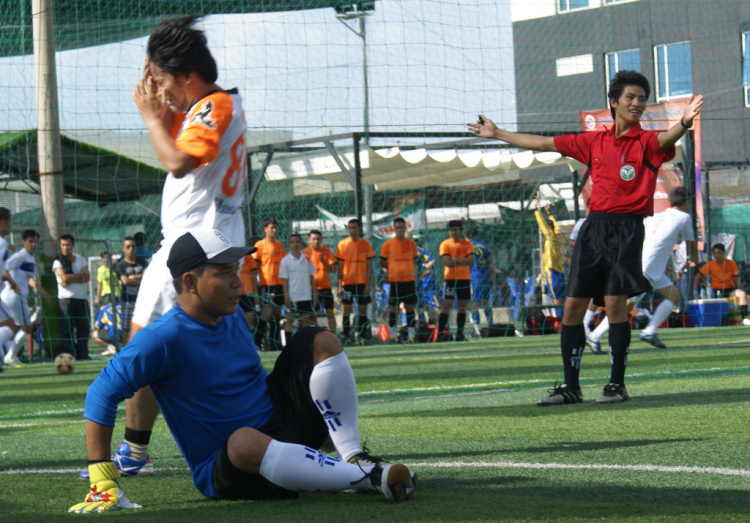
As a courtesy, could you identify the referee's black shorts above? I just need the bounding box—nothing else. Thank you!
[567,212,651,307]
[212,326,331,500]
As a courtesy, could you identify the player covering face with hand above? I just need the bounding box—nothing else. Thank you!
[70,229,416,513]
[468,70,702,405]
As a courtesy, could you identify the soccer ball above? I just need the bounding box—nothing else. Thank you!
[55,353,76,374]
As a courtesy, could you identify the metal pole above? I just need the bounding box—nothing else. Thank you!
[360,15,373,240]
[33,0,66,256]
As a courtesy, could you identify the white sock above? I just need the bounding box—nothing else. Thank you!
[0,326,14,344]
[259,439,371,492]
[643,299,676,336]
[9,330,27,358]
[583,310,595,334]
[308,351,361,461]
[589,317,610,342]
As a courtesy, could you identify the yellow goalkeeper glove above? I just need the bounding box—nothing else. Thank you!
[68,461,141,513]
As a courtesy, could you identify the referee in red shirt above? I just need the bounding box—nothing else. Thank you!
[468,70,703,405]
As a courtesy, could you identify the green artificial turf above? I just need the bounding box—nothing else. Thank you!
[2,328,750,521]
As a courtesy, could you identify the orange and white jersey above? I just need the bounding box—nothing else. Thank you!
[161,88,247,247]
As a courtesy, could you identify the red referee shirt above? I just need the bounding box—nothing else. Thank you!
[554,123,675,216]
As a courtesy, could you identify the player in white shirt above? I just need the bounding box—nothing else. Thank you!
[0,208,24,369]
[280,234,318,341]
[588,187,696,350]
[80,15,248,480]
[1,230,50,366]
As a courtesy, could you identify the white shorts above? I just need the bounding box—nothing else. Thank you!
[0,293,19,324]
[131,245,176,328]
[642,262,673,291]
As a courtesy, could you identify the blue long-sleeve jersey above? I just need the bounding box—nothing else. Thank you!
[84,306,273,498]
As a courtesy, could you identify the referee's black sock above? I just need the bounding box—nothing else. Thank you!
[608,321,631,386]
[405,311,416,329]
[342,316,351,337]
[560,324,585,389]
[741,305,748,319]
[389,312,397,329]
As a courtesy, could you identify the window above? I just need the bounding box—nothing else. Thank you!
[605,49,641,83]
[559,0,588,13]
[743,32,750,107]
[604,0,637,4]
[654,42,692,101]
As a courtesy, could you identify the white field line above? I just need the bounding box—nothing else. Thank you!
[3,461,749,477]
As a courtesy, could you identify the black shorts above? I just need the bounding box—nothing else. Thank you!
[340,283,372,306]
[212,326,330,500]
[715,288,737,299]
[443,279,471,301]
[260,285,285,307]
[316,288,334,310]
[567,212,651,307]
[388,281,417,306]
[238,294,256,313]
[293,300,315,314]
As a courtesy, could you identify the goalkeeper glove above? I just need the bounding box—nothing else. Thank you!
[68,461,141,513]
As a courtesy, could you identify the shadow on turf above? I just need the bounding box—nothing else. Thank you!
[386,438,701,461]
[368,388,750,419]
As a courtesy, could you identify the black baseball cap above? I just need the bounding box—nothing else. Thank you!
[167,229,256,279]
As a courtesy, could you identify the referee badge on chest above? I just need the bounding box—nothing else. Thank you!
[620,165,636,181]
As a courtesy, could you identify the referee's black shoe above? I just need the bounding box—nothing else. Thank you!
[536,382,583,406]
[596,383,629,403]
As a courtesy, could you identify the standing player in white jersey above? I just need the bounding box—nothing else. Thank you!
[1,230,50,366]
[78,15,249,480]
[587,187,696,350]
[0,207,22,371]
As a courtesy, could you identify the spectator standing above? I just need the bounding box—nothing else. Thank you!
[133,232,153,260]
[303,230,338,332]
[415,243,440,322]
[95,252,119,307]
[379,218,419,340]
[534,199,568,312]
[469,235,495,333]
[113,237,147,347]
[438,220,474,342]
[693,243,750,325]
[53,234,91,360]
[280,233,318,339]
[238,253,258,330]
[253,217,287,351]
[336,219,374,342]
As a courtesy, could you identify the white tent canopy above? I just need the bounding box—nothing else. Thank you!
[264,140,684,191]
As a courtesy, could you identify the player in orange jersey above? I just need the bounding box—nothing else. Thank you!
[253,217,287,351]
[303,230,338,332]
[238,253,258,329]
[379,218,419,340]
[336,219,374,341]
[438,220,475,342]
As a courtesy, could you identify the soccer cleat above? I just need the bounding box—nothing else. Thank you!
[368,463,414,502]
[742,318,750,326]
[639,332,667,349]
[454,332,466,342]
[100,345,117,356]
[79,442,154,480]
[536,382,583,406]
[3,353,21,367]
[596,383,629,403]
[348,450,417,493]
[586,335,605,355]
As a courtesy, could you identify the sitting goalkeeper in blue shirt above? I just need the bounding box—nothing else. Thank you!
[70,229,416,513]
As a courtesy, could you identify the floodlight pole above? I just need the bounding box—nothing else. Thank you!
[33,0,66,256]
[337,7,373,239]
